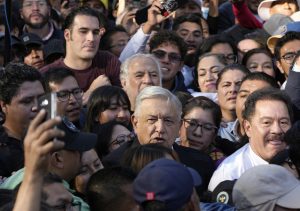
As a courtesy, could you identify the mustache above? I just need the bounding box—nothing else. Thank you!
[267,134,285,142]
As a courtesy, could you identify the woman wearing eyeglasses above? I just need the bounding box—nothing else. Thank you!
[179,96,228,166]
[93,120,134,159]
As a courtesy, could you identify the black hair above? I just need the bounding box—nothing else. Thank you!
[93,120,130,159]
[87,167,136,211]
[149,30,188,60]
[173,13,203,33]
[274,31,300,60]
[240,72,279,89]
[43,67,75,92]
[182,96,222,128]
[242,48,273,67]
[242,88,294,122]
[63,6,101,30]
[216,64,250,88]
[198,34,238,57]
[85,85,131,132]
[0,62,43,104]
[99,25,128,50]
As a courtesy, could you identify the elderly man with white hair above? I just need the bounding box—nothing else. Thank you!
[120,53,162,111]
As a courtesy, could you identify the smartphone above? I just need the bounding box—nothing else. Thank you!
[134,0,185,25]
[38,92,57,121]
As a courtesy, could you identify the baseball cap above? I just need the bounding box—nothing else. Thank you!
[43,39,65,61]
[267,21,300,52]
[263,14,293,35]
[57,117,97,152]
[258,0,299,21]
[233,164,300,210]
[21,33,43,47]
[133,158,201,211]
[211,180,236,206]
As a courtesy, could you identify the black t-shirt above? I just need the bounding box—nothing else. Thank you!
[0,126,24,177]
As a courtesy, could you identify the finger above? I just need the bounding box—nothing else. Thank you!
[27,109,47,134]
[36,128,65,147]
[39,140,65,155]
[33,116,62,139]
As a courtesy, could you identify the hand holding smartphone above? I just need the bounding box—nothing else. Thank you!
[38,93,57,121]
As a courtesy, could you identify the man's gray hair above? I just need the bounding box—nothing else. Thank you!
[134,86,182,120]
[120,53,162,86]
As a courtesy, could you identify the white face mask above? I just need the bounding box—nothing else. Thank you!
[201,7,209,19]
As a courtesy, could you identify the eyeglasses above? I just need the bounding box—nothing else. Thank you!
[56,88,83,102]
[23,0,47,8]
[110,132,136,147]
[281,52,299,64]
[183,119,218,132]
[152,50,182,63]
[223,54,237,64]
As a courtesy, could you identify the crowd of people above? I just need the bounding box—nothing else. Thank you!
[0,0,300,210]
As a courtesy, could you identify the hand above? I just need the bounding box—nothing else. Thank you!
[60,0,79,19]
[23,110,65,177]
[143,0,169,33]
[83,75,111,105]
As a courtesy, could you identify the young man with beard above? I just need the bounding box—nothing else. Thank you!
[0,62,45,177]
[19,0,64,44]
[41,7,121,104]
[209,88,293,191]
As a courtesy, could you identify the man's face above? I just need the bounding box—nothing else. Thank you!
[132,98,181,148]
[20,0,50,29]
[62,150,81,181]
[236,79,272,125]
[270,0,298,17]
[108,31,130,57]
[43,182,75,210]
[175,21,203,55]
[175,1,201,18]
[151,43,184,84]
[1,81,44,139]
[217,70,246,115]
[24,45,44,69]
[211,43,237,64]
[277,39,300,78]
[64,15,102,61]
[244,100,291,162]
[122,57,161,110]
[49,76,83,122]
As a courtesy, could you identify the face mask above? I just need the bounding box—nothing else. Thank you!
[201,7,209,19]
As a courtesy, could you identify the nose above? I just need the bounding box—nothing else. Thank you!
[155,119,166,134]
[271,121,284,134]
[186,33,194,43]
[117,108,128,120]
[193,125,203,137]
[30,49,40,58]
[32,98,39,112]
[205,70,214,81]
[86,31,95,41]
[142,73,153,85]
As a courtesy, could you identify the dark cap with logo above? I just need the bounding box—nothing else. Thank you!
[57,117,97,152]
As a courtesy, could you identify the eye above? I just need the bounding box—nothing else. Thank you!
[147,118,157,124]
[164,118,174,126]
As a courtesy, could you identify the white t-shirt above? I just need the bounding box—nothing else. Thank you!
[208,143,268,191]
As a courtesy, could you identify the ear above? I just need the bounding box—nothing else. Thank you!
[51,151,64,169]
[121,78,127,88]
[276,60,285,75]
[243,119,252,139]
[178,61,184,72]
[131,114,138,132]
[64,29,71,41]
[99,27,106,36]
[0,101,8,114]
